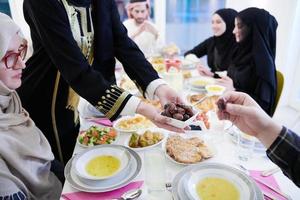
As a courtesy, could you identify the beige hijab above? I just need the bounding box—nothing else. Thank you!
[0,80,62,199]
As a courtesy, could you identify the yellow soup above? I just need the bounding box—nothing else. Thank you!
[192,80,209,86]
[196,177,240,200]
[85,155,120,177]
[207,86,223,92]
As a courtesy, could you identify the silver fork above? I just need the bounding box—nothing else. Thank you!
[165,182,172,191]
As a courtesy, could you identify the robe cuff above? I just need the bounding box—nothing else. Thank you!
[145,79,167,100]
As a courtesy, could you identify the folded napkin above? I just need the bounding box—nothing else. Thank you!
[62,181,143,200]
[250,170,286,200]
[87,118,113,127]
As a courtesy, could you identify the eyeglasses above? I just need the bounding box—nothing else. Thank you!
[2,42,28,69]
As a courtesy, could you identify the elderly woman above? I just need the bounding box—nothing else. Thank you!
[0,13,61,199]
[217,7,277,116]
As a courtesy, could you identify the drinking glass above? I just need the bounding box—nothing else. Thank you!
[144,148,166,192]
[236,130,255,162]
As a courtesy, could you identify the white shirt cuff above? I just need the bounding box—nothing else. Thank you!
[120,96,141,116]
[145,79,167,100]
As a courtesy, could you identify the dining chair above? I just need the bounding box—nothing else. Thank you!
[272,70,284,115]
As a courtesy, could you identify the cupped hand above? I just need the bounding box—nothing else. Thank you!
[136,101,184,133]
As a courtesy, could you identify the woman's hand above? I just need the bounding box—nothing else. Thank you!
[136,101,184,133]
[197,64,214,77]
[154,84,184,107]
[216,76,235,91]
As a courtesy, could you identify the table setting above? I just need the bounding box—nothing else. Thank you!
[61,54,300,200]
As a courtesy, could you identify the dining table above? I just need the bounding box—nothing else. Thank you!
[60,63,300,200]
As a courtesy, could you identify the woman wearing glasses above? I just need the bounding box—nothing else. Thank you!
[0,13,62,200]
[17,0,183,163]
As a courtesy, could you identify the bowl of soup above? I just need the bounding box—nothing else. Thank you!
[205,84,226,96]
[184,164,254,200]
[74,146,131,180]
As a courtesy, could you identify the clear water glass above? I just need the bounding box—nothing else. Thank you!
[236,130,255,162]
[144,148,166,192]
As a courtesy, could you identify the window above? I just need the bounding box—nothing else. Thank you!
[165,0,225,54]
[0,0,11,16]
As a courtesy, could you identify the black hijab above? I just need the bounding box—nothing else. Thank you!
[213,8,238,71]
[232,7,277,94]
[67,0,91,7]
[214,8,238,53]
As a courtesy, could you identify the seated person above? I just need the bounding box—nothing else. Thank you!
[0,13,62,199]
[217,91,300,187]
[124,0,163,57]
[184,8,237,77]
[217,7,277,116]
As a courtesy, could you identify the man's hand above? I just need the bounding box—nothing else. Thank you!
[144,21,159,38]
[217,91,281,148]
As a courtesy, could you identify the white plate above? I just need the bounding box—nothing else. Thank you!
[74,146,130,180]
[184,167,252,200]
[65,145,142,192]
[124,128,167,151]
[162,133,216,166]
[113,114,155,133]
[172,163,263,200]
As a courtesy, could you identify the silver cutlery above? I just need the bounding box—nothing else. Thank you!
[192,95,208,107]
[261,167,280,177]
[111,189,142,200]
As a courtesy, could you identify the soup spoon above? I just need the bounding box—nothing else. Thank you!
[112,189,142,200]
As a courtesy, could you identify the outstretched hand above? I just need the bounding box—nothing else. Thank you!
[136,101,184,133]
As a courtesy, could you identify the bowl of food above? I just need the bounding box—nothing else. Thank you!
[113,114,155,133]
[125,128,165,151]
[161,103,198,129]
[74,146,131,180]
[205,84,226,96]
[77,126,117,147]
[189,77,215,90]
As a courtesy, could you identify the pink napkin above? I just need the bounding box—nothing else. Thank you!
[87,118,113,127]
[61,181,143,200]
[250,170,286,200]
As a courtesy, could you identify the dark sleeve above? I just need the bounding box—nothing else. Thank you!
[24,0,132,120]
[184,38,212,57]
[110,0,160,93]
[267,127,300,187]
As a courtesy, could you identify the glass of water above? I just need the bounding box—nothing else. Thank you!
[236,130,256,162]
[144,148,166,192]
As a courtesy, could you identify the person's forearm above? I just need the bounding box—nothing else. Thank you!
[256,120,282,148]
